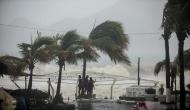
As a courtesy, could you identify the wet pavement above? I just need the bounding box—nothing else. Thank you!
[78,99,135,110]
[91,100,134,110]
[77,99,179,110]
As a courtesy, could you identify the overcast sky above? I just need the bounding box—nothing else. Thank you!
[0,0,190,75]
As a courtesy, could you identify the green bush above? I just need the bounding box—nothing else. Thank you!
[145,88,156,94]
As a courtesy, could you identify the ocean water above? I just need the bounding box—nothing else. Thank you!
[0,71,189,100]
[0,73,163,100]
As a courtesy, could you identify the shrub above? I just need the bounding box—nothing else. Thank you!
[145,88,156,94]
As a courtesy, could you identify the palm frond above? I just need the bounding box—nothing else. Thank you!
[0,55,27,77]
[76,48,100,62]
[65,51,78,64]
[61,30,81,49]
[92,37,118,54]
[174,48,190,71]
[18,36,55,65]
[184,49,190,71]
[34,47,55,63]
[17,43,31,59]
[0,55,23,62]
[91,37,130,65]
[107,49,130,65]
[33,36,54,50]
[181,0,190,24]
[50,31,81,65]
[161,0,179,35]
[170,62,178,77]
[154,60,166,76]
[89,21,130,65]
[181,2,190,36]
[89,21,129,49]
[74,38,100,62]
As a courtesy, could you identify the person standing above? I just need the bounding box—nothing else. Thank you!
[88,77,95,95]
[78,75,82,95]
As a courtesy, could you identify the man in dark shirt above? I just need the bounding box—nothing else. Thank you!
[88,77,95,95]
[84,75,89,95]
[78,75,82,95]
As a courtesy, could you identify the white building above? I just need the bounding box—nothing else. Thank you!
[126,85,158,97]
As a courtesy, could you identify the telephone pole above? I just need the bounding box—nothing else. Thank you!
[138,57,140,86]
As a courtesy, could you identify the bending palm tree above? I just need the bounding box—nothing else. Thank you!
[75,38,100,95]
[18,35,54,91]
[77,21,130,95]
[51,30,81,103]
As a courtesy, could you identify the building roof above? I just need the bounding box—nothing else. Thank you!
[127,85,158,88]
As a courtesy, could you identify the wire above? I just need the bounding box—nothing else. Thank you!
[0,23,64,33]
[15,71,160,83]
[0,23,163,36]
[15,79,157,85]
[18,75,159,82]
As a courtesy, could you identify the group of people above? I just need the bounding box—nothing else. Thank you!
[78,75,95,96]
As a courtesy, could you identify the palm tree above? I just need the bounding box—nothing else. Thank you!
[162,0,190,108]
[154,49,190,88]
[17,35,54,91]
[76,21,130,95]
[161,0,178,102]
[154,60,177,92]
[161,32,172,103]
[74,38,100,95]
[172,1,190,108]
[51,30,81,103]
[76,38,99,83]
[0,55,27,77]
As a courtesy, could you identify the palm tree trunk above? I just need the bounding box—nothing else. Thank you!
[178,40,185,109]
[164,37,171,103]
[82,58,86,80]
[110,85,113,99]
[176,27,186,109]
[175,75,177,109]
[28,66,34,90]
[55,64,63,99]
[82,58,86,95]
[171,76,174,92]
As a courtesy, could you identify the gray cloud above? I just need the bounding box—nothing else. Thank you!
[0,0,190,69]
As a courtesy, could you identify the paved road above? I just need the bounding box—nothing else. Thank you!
[91,100,133,110]
[137,101,167,110]
[78,99,134,110]
[77,99,178,110]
